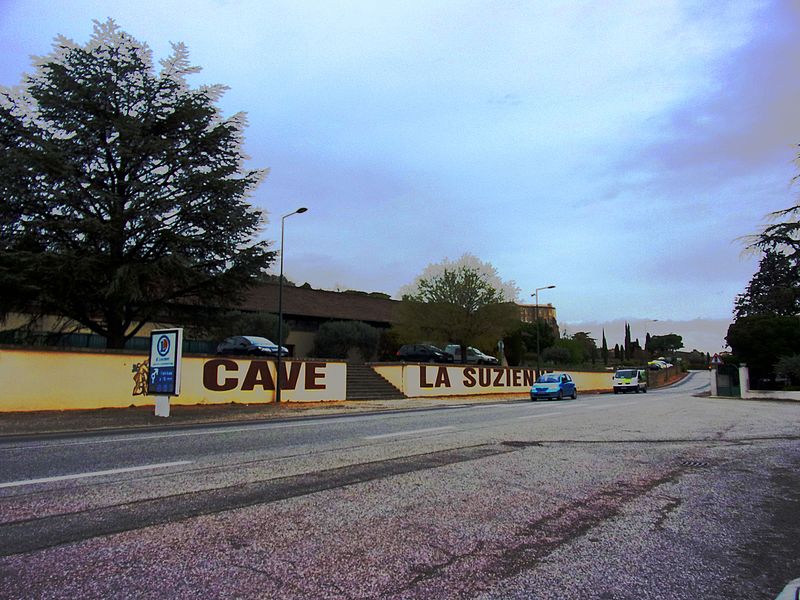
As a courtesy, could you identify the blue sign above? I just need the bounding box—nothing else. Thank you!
[147,329,183,396]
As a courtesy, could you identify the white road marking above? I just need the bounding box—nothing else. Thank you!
[363,426,456,440]
[581,402,639,410]
[518,412,563,420]
[0,420,328,451]
[0,460,193,489]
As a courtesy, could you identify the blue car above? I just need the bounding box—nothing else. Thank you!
[530,372,577,401]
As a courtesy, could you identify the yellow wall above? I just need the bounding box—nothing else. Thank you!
[372,364,613,397]
[0,347,346,411]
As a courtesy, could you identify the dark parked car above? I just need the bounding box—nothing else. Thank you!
[216,336,288,357]
[396,344,454,363]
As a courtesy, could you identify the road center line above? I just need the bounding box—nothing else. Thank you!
[0,460,193,489]
[581,402,639,410]
[0,421,328,451]
[363,426,455,440]
[518,412,563,420]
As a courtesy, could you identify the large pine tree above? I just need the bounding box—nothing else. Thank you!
[734,249,799,318]
[0,20,274,347]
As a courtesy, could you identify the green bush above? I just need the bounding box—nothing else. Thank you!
[775,354,800,387]
[313,321,379,361]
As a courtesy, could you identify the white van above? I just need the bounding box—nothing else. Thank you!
[613,368,648,394]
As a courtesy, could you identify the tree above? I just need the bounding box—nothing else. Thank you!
[726,315,800,381]
[395,254,520,357]
[734,249,800,318]
[775,354,800,387]
[0,20,273,347]
[624,323,631,359]
[313,321,379,361]
[601,329,609,365]
[570,331,597,364]
[648,334,683,355]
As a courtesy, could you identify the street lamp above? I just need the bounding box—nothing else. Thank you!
[275,207,307,404]
[532,285,556,379]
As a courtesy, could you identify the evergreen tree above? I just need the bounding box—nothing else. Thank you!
[601,328,609,365]
[734,249,800,318]
[624,323,631,359]
[0,20,273,347]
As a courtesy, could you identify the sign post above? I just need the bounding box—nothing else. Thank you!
[147,328,183,417]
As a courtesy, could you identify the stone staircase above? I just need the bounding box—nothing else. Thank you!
[346,364,405,400]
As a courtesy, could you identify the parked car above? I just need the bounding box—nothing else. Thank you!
[648,360,669,370]
[612,368,648,394]
[216,335,288,357]
[444,344,500,365]
[396,344,454,363]
[530,372,577,401]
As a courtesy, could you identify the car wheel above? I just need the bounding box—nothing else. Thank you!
[613,389,618,394]
[428,357,436,363]
[571,389,577,400]
[642,386,648,393]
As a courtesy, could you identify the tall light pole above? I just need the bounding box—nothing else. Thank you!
[532,285,556,379]
[275,207,307,404]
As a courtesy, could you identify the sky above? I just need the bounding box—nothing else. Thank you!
[2,0,799,353]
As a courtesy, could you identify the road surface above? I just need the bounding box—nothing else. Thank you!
[1,371,798,599]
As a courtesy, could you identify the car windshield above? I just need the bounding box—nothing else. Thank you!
[242,336,275,346]
[616,370,637,378]
[537,375,560,383]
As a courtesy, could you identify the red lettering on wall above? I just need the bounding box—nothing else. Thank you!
[241,361,275,391]
[513,370,522,387]
[478,368,491,387]
[203,359,239,391]
[463,367,476,388]
[493,368,504,386]
[305,362,326,390]
[435,367,451,388]
[419,366,434,388]
[523,370,535,386]
[279,362,303,389]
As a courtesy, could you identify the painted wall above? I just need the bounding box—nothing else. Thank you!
[372,364,613,397]
[0,347,346,411]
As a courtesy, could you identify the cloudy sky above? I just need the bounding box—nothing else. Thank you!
[2,1,798,352]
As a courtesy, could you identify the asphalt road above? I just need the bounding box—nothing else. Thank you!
[1,371,799,599]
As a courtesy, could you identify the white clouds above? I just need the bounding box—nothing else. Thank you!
[0,0,794,323]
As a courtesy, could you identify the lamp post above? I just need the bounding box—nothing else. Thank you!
[275,207,307,404]
[532,285,556,380]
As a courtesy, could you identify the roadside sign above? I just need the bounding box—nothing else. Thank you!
[711,353,722,366]
[147,328,183,396]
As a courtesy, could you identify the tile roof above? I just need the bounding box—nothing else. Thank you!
[239,284,399,324]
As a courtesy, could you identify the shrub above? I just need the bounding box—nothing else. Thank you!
[313,321,379,361]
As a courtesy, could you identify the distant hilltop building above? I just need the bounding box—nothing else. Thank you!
[517,303,559,333]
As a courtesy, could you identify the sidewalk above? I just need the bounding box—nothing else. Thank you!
[0,393,532,438]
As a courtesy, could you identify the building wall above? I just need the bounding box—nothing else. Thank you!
[0,347,346,411]
[372,364,613,396]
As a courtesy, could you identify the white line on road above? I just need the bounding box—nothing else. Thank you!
[580,402,639,410]
[0,460,193,489]
[517,412,563,420]
[0,420,329,451]
[363,426,456,440]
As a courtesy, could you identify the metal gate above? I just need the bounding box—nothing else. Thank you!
[716,364,740,397]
